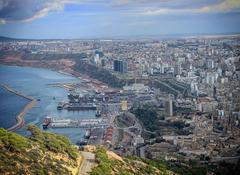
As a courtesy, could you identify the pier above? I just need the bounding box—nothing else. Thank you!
[44,117,108,129]
[0,83,36,131]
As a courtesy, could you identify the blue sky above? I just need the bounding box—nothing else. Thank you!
[0,0,240,39]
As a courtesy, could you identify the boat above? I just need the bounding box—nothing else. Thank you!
[42,117,52,129]
[84,129,91,139]
[57,102,64,110]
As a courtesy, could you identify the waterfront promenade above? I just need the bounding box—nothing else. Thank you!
[0,83,36,131]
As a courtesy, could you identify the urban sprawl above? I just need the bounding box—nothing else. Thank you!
[1,35,240,164]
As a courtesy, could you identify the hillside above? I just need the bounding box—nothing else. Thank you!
[0,125,81,175]
[89,147,177,175]
[88,147,240,175]
[1,127,239,175]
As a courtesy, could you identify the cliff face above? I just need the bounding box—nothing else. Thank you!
[0,125,81,175]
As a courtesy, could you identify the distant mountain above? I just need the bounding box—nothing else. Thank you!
[0,36,31,42]
[0,36,18,41]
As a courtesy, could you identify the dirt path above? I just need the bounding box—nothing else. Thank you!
[78,151,95,175]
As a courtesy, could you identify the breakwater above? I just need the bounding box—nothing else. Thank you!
[0,83,36,131]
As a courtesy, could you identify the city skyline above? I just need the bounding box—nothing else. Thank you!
[0,0,240,39]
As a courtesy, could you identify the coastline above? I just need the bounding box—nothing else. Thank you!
[0,83,37,132]
[0,62,116,92]
[0,63,115,131]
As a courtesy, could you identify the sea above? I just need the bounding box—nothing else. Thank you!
[0,65,96,143]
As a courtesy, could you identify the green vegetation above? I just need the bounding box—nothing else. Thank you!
[131,105,191,136]
[130,105,159,132]
[0,128,30,152]
[74,60,125,88]
[91,147,175,175]
[126,156,240,175]
[127,156,207,175]
[0,125,80,175]
[114,114,135,128]
[152,80,178,97]
[27,125,78,160]
[90,147,112,175]
[207,160,240,175]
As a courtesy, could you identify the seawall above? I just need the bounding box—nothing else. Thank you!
[0,83,36,131]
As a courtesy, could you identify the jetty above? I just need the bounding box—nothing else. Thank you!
[0,83,37,132]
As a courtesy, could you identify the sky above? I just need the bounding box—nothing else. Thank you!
[0,0,240,39]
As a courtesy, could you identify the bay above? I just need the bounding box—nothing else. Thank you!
[0,65,96,143]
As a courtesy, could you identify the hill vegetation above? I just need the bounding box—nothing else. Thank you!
[74,60,125,88]
[90,147,177,175]
[90,147,240,175]
[0,125,81,175]
[1,126,239,175]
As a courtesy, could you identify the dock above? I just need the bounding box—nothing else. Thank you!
[0,83,36,131]
[44,118,108,129]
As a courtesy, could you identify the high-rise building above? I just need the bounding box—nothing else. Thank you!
[113,60,128,73]
[93,53,101,65]
[165,98,173,117]
[174,63,182,76]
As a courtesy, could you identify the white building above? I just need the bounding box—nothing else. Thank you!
[123,83,149,93]
[207,60,214,69]
[206,72,218,85]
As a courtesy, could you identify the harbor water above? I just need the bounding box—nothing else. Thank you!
[0,65,96,143]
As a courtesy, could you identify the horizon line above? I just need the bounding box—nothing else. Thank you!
[1,32,240,41]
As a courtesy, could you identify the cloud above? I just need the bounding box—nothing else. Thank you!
[0,0,84,23]
[0,0,239,24]
[112,0,174,5]
[0,19,6,24]
[139,0,240,16]
[200,0,240,13]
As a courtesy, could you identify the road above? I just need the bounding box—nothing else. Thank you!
[139,146,146,159]
[78,151,96,175]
